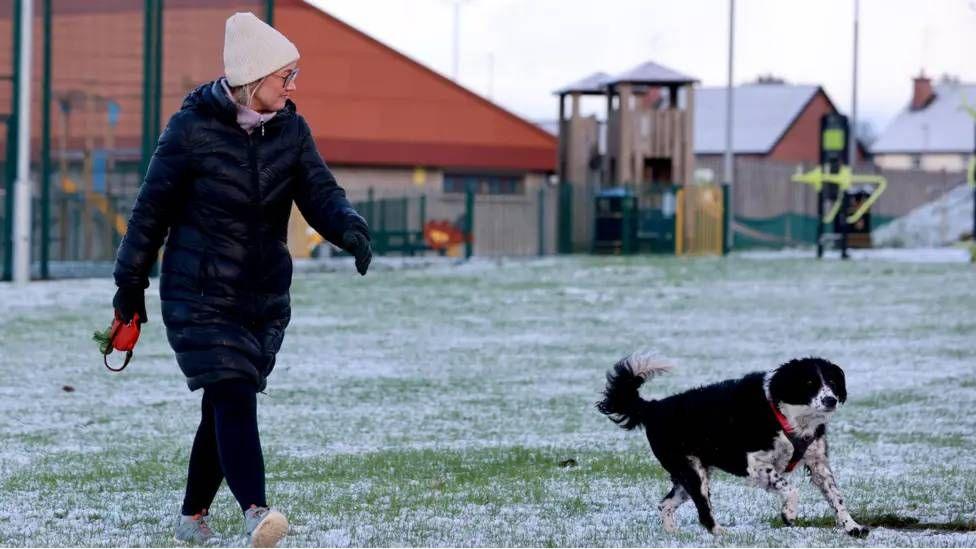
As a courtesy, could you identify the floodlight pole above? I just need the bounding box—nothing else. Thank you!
[849,0,859,169]
[13,0,34,284]
[722,0,735,252]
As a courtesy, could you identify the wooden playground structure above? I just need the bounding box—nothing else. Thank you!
[554,60,725,256]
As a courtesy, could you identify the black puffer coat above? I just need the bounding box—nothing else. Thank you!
[114,79,366,391]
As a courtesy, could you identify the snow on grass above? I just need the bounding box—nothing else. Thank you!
[0,254,974,546]
[739,247,971,263]
[873,183,974,248]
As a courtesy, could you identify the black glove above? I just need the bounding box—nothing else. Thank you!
[113,287,148,324]
[342,229,372,276]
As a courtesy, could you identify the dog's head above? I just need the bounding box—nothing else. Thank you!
[768,358,847,416]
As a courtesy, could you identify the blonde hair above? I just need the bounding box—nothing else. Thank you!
[230,77,266,108]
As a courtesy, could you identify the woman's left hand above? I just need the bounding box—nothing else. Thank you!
[342,230,372,276]
[113,287,148,324]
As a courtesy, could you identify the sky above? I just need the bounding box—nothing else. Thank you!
[307,0,976,139]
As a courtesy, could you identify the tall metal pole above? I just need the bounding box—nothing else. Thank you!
[153,0,163,144]
[848,0,860,169]
[487,52,494,99]
[141,0,163,178]
[604,87,614,186]
[722,0,735,252]
[3,0,21,281]
[40,0,52,279]
[464,182,474,259]
[13,0,34,284]
[140,0,154,180]
[452,0,460,81]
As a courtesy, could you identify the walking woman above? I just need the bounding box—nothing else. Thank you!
[112,12,372,547]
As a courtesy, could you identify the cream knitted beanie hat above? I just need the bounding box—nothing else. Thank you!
[223,12,300,86]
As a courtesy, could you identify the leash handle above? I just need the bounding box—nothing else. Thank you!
[102,312,141,373]
[104,350,134,372]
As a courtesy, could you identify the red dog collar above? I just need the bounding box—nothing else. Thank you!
[768,399,794,434]
[768,399,809,472]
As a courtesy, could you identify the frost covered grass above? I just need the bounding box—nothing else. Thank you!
[1,253,975,546]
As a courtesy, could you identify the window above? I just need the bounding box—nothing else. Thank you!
[444,174,524,195]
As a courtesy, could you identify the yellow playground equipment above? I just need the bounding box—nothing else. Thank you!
[791,165,887,227]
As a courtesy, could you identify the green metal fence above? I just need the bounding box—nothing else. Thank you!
[556,180,679,255]
[346,186,485,259]
[0,0,271,280]
[352,191,429,256]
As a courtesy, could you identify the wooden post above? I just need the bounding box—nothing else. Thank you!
[617,84,632,185]
[684,84,695,187]
[675,188,684,255]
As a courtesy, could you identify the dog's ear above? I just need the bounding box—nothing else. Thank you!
[821,361,848,403]
[768,362,811,405]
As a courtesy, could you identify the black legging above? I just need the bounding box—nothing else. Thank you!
[181,379,267,515]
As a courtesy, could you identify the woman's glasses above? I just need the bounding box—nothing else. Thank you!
[272,68,299,88]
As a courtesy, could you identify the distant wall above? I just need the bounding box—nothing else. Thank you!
[696,157,966,247]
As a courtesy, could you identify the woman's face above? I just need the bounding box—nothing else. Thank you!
[251,62,298,113]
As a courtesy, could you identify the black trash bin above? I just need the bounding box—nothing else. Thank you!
[593,188,637,254]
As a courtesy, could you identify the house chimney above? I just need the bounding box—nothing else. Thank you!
[911,73,935,110]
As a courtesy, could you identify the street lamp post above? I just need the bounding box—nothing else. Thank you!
[722,0,735,252]
[13,0,34,284]
[849,0,859,169]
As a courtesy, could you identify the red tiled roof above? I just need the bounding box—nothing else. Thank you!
[0,0,556,172]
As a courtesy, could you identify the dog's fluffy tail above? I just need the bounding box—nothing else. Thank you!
[596,352,671,430]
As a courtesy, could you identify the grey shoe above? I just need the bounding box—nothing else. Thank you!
[244,506,288,548]
[174,511,217,545]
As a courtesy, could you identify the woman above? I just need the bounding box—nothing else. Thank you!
[112,12,372,547]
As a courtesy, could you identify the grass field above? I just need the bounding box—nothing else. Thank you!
[1,252,974,546]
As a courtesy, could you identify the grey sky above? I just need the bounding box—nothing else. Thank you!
[308,0,976,136]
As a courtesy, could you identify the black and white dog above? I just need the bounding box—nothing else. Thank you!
[597,354,868,537]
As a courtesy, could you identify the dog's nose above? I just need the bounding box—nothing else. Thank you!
[823,396,838,409]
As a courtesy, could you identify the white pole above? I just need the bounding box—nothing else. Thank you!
[487,52,494,99]
[13,0,33,285]
[849,0,860,169]
[450,0,474,82]
[723,0,735,250]
[452,0,460,81]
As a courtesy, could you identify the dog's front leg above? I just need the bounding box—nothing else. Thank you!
[765,471,798,525]
[804,438,869,538]
[747,451,799,525]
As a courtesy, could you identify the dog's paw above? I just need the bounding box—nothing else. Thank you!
[845,525,870,538]
[710,525,727,536]
[780,512,795,527]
